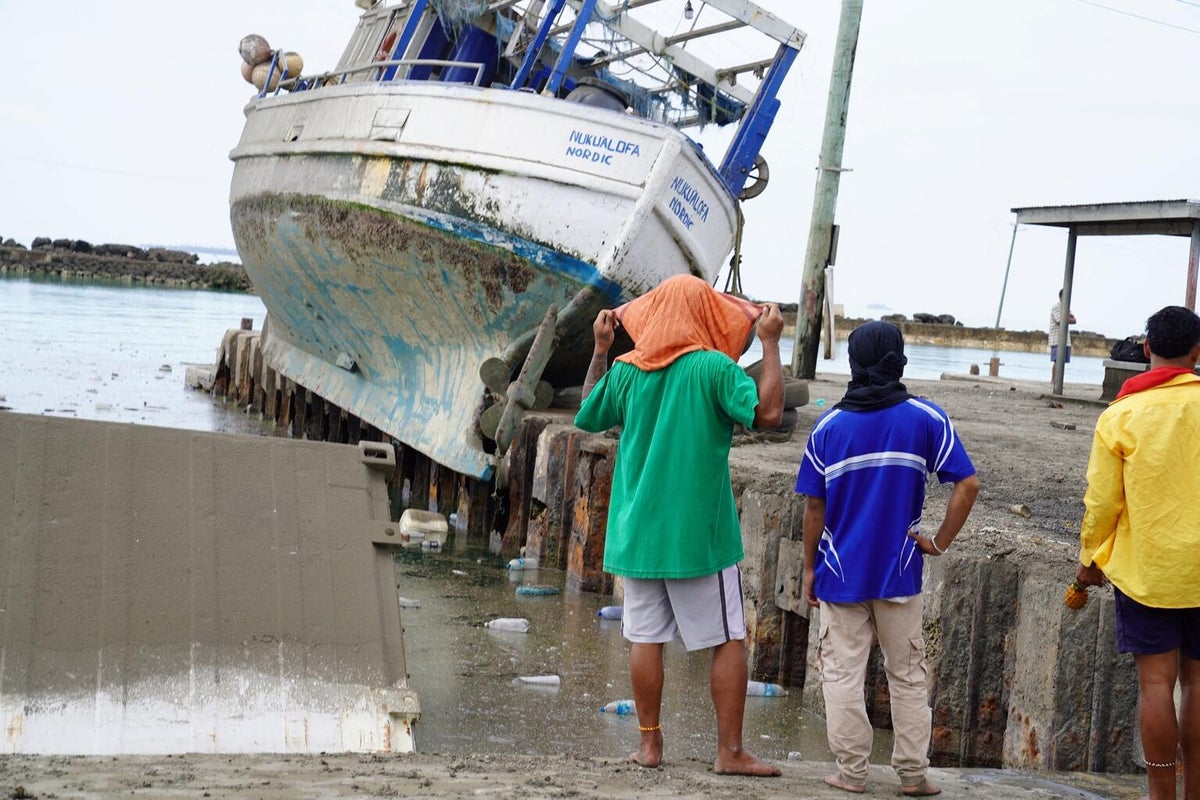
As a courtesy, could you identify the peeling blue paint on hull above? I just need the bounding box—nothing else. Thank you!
[231,195,621,480]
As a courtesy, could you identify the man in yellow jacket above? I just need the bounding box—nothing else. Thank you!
[1077,305,1200,800]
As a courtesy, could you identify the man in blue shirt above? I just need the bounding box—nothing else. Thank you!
[795,321,979,796]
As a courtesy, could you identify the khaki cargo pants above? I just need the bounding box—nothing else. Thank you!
[818,596,931,790]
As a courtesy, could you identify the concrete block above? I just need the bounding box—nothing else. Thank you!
[774,537,808,618]
[926,556,1019,768]
[734,484,803,682]
[1086,589,1139,773]
[184,365,215,393]
[0,412,415,754]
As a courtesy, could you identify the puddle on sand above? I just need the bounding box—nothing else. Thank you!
[393,544,893,764]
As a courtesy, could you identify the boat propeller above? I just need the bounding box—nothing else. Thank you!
[478,304,559,473]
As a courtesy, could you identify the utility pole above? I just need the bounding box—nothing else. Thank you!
[994,222,1019,328]
[793,0,863,379]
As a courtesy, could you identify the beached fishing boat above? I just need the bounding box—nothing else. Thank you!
[229,0,804,480]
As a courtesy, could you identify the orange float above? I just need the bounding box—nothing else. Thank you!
[375,31,398,61]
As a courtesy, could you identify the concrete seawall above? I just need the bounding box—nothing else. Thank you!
[776,312,1117,358]
[202,326,1142,775]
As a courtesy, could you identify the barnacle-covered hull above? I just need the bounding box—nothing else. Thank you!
[231,84,738,478]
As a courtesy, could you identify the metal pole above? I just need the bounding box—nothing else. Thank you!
[792,0,862,379]
[1053,227,1077,396]
[1186,220,1200,310]
[994,222,1018,328]
[822,267,834,358]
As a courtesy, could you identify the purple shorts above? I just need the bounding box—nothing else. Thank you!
[1114,588,1200,659]
[1050,345,1071,363]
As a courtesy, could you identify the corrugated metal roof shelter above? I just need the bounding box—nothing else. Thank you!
[1009,199,1200,395]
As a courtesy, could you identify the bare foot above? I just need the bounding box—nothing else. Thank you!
[901,778,942,796]
[630,728,662,768]
[824,773,866,793]
[713,749,781,777]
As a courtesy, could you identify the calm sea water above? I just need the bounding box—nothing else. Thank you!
[0,276,1101,432]
[0,276,268,432]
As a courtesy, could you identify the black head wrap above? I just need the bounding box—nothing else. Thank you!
[834,321,913,411]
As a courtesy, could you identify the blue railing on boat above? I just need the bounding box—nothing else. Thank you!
[264,58,489,98]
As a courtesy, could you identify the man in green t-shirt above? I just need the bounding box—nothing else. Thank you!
[574,275,784,776]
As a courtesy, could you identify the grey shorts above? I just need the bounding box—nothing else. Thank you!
[622,565,746,651]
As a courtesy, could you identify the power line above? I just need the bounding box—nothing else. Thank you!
[0,152,211,183]
[1071,0,1200,34]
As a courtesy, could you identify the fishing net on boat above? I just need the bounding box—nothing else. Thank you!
[572,1,749,128]
[431,0,490,35]
[425,0,756,129]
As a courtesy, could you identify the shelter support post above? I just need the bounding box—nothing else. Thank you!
[1053,227,1077,396]
[1187,220,1200,310]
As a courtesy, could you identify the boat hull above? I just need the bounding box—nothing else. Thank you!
[230,83,740,479]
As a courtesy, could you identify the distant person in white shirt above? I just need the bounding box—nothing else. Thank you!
[1049,289,1077,383]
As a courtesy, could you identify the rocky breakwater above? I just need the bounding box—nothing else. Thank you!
[866,312,1115,357]
[0,237,253,291]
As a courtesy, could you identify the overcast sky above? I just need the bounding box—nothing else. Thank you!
[2,0,1198,337]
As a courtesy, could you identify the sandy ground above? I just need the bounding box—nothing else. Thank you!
[1,371,1137,799]
[0,751,1149,799]
[739,370,1109,579]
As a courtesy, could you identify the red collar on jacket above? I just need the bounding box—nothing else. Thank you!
[1114,367,1196,401]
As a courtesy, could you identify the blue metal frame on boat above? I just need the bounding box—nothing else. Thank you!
[545,0,599,96]
[510,0,568,90]
[381,0,430,81]
[719,44,797,197]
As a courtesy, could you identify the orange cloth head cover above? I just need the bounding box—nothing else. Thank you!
[613,274,764,371]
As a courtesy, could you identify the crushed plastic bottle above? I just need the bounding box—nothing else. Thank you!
[596,605,623,620]
[746,680,788,697]
[516,585,559,596]
[506,557,539,571]
[483,617,530,633]
[516,675,561,686]
[599,699,636,715]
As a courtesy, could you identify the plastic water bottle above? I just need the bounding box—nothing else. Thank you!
[484,617,530,633]
[506,557,539,571]
[599,699,636,715]
[596,605,623,620]
[746,680,788,697]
